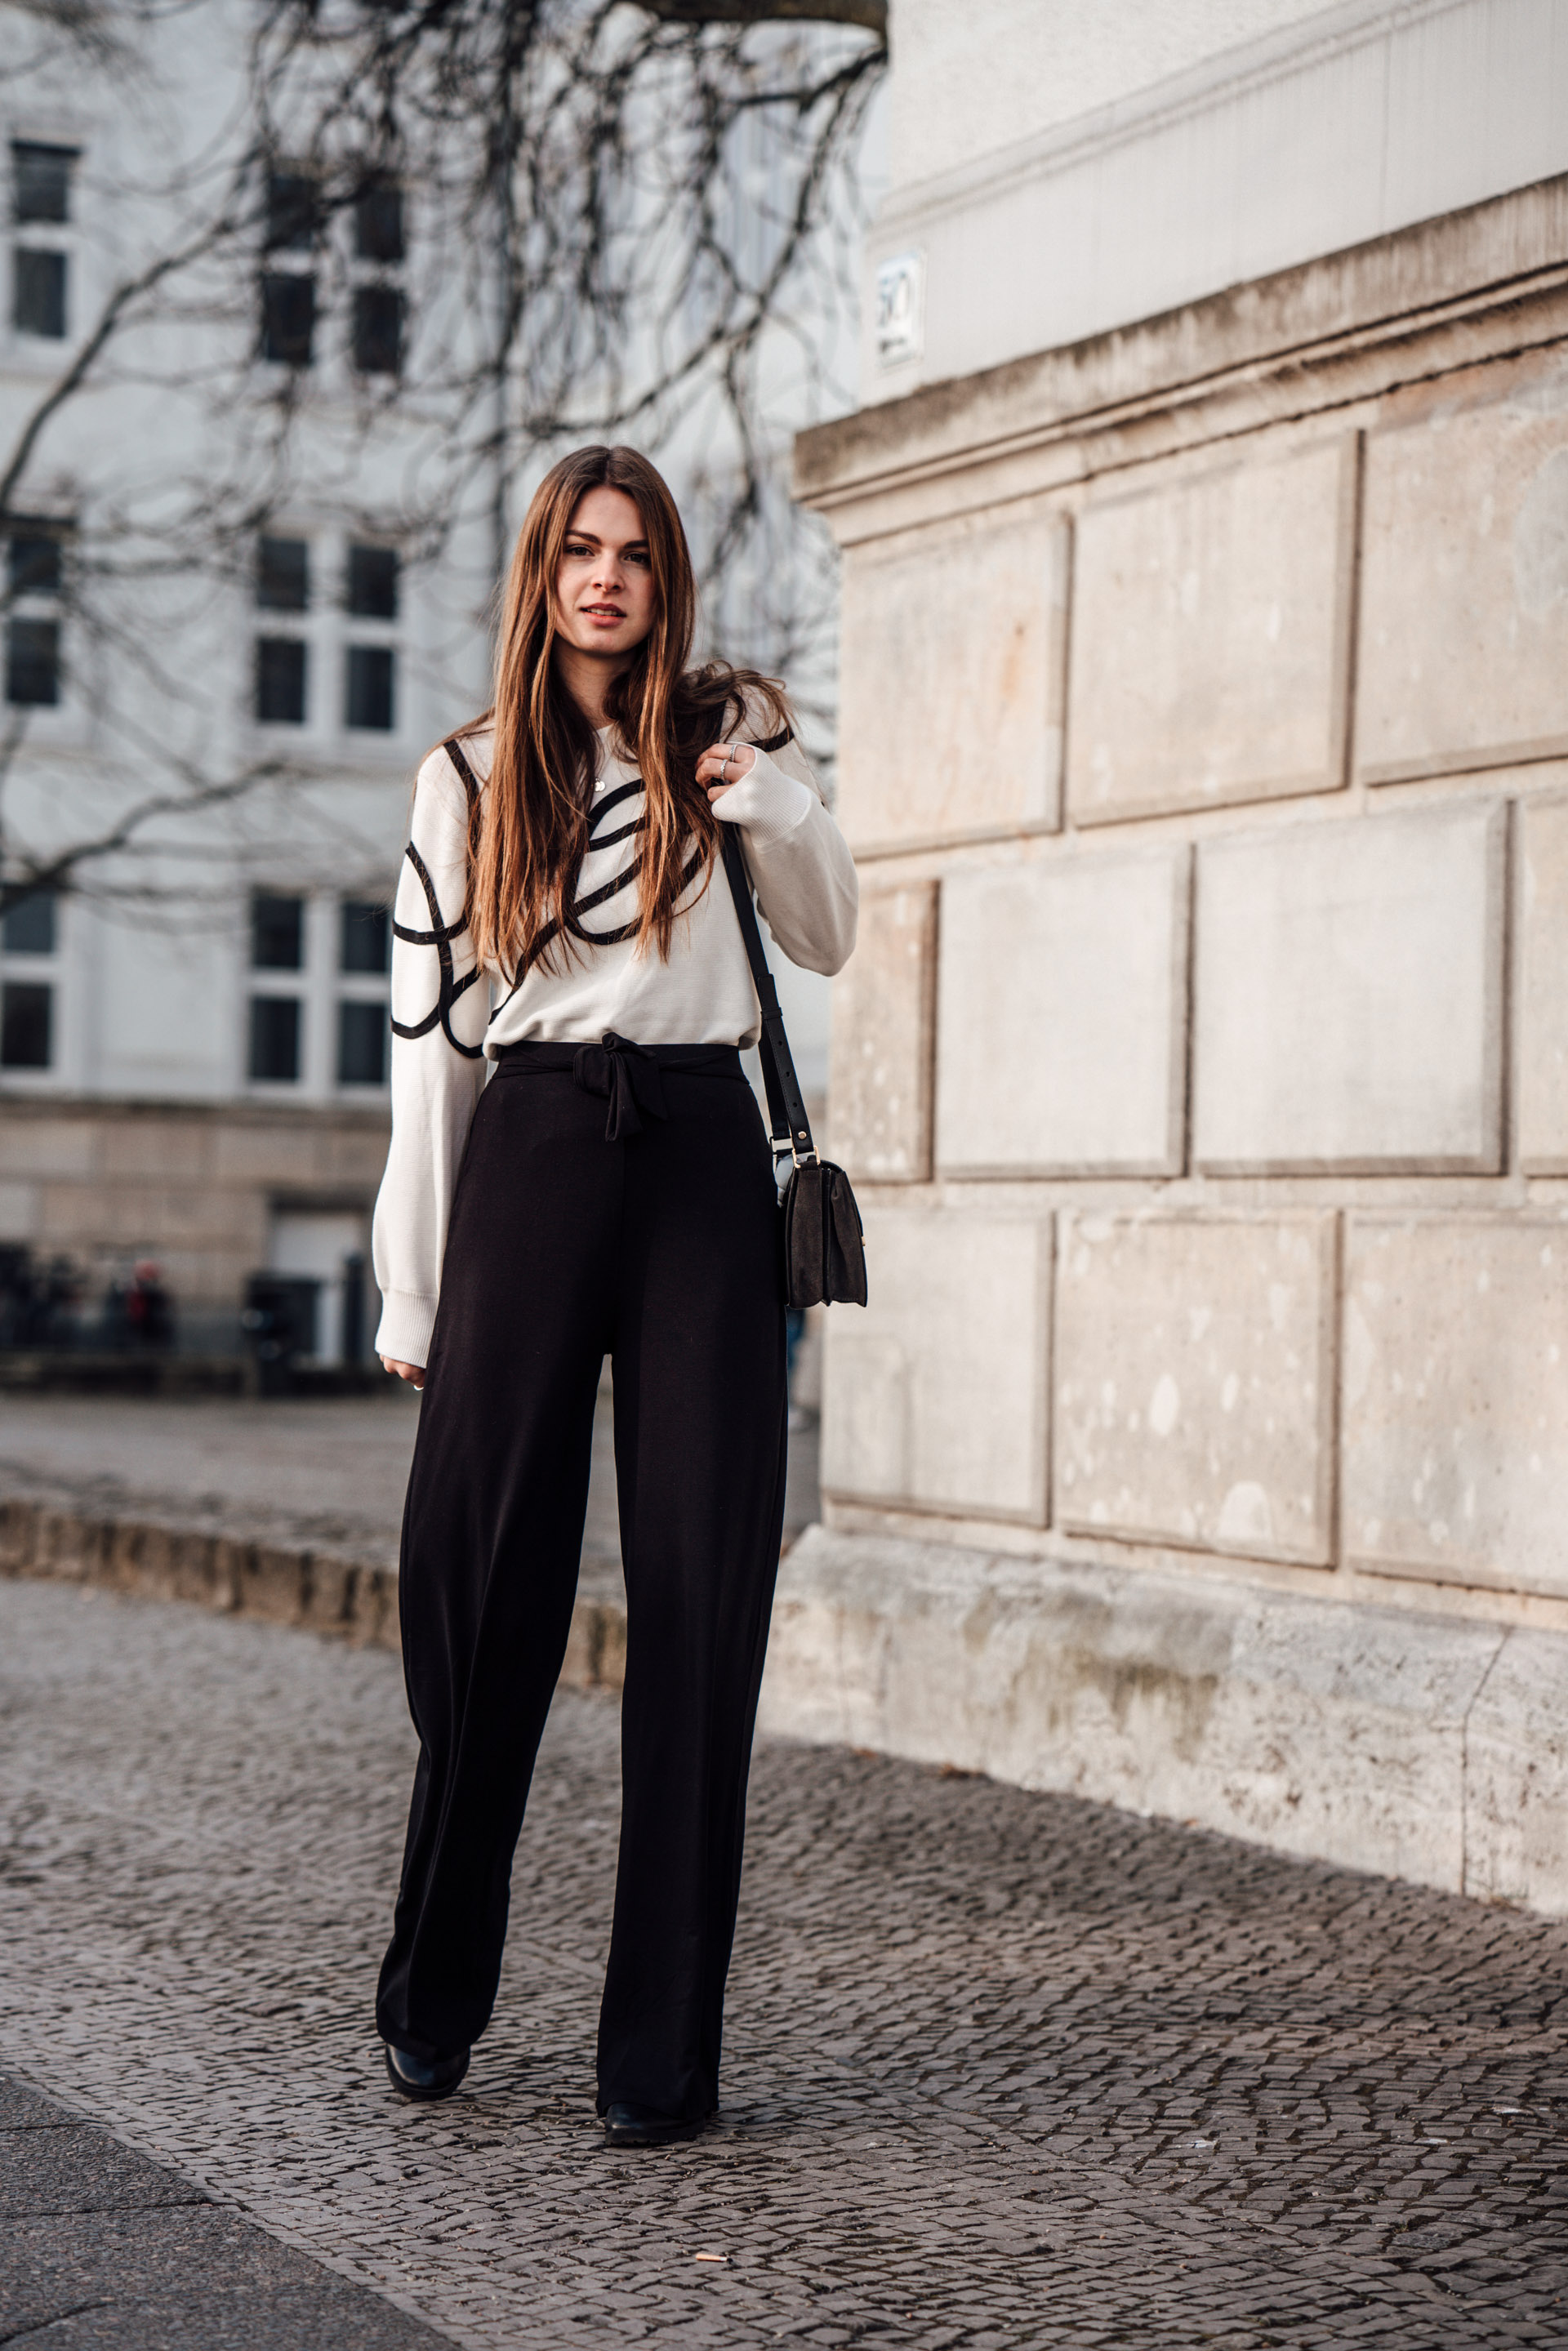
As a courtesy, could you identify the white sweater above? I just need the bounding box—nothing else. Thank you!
[372,719,858,1365]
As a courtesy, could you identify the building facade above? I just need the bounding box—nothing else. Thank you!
[0,5,849,1360]
[771,0,1568,1910]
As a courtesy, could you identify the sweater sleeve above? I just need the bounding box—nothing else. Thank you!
[711,720,858,976]
[371,746,489,1367]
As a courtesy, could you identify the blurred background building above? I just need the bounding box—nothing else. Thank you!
[0,0,870,1367]
[775,0,1568,1909]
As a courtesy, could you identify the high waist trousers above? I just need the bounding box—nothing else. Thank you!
[375,1038,787,2121]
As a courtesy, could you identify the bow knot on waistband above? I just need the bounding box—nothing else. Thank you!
[572,1031,668,1142]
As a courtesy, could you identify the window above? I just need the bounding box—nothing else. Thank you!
[258,163,317,368]
[2,888,56,955]
[248,892,306,1084]
[337,895,389,1087]
[7,617,58,706]
[14,143,74,225]
[13,247,65,337]
[346,543,398,619]
[340,898,389,973]
[11,142,75,341]
[345,643,394,731]
[252,532,403,744]
[265,170,318,252]
[243,891,390,1094]
[256,637,306,724]
[254,535,308,725]
[336,998,386,1085]
[9,528,61,598]
[257,536,309,611]
[5,517,67,710]
[354,174,403,262]
[252,892,304,971]
[260,271,314,367]
[1,980,50,1068]
[351,283,403,377]
[248,995,300,1083]
[0,881,60,1074]
[344,541,399,736]
[349,170,406,376]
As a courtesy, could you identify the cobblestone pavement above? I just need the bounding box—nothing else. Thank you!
[0,1384,818,1572]
[3,1574,1567,2349]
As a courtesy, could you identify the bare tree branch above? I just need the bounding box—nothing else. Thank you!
[643,1,886,30]
[0,0,884,919]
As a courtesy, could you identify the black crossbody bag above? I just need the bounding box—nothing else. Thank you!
[719,825,868,1311]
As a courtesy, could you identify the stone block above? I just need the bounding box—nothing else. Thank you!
[1518,793,1568,1171]
[37,1183,259,1253]
[304,1554,357,1633]
[1193,801,1505,1172]
[835,510,1067,852]
[31,1511,108,1582]
[1464,1627,1568,1913]
[821,1205,1051,1523]
[1343,1218,1568,1597]
[325,1127,390,1183]
[1066,439,1355,824]
[1054,1214,1334,1563]
[212,1126,323,1186]
[236,1543,308,1623]
[100,1123,214,1182]
[0,1120,97,1179]
[0,1180,38,1240]
[349,1564,399,1649]
[934,846,1188,1176]
[760,1526,1503,1896]
[827,881,936,1182]
[0,1499,39,1571]
[1357,399,1568,783]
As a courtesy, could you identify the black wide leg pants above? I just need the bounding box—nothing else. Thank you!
[375,1040,788,2122]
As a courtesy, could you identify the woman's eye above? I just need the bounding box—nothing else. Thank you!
[626,550,650,568]
[564,542,591,559]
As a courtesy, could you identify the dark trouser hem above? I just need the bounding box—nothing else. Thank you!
[376,1053,786,2118]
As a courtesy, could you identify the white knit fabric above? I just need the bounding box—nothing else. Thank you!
[372,719,858,1365]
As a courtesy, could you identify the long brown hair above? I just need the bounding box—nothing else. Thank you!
[464,445,789,982]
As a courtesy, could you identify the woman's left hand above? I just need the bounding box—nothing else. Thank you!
[697,740,757,801]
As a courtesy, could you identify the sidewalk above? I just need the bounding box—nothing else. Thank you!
[4,1572,1567,2349]
[0,1384,821,1661]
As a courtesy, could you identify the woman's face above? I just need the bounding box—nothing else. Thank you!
[553,485,657,663]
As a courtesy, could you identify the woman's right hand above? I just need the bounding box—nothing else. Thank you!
[381,1356,426,1391]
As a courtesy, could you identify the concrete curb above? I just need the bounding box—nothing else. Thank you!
[0,1498,629,1694]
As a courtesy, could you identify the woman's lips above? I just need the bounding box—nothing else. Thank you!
[583,604,626,621]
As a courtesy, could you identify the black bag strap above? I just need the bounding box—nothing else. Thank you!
[718,825,817,1168]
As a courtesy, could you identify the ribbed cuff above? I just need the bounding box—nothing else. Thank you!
[374,1289,438,1369]
[714,749,814,848]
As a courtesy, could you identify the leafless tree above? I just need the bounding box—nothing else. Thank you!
[0,0,886,920]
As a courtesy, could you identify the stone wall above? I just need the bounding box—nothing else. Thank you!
[800,175,1568,1641]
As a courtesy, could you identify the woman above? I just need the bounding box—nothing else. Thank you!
[371,444,858,2147]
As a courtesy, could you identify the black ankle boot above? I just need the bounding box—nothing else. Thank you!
[385,2042,470,2102]
[602,2101,701,2148]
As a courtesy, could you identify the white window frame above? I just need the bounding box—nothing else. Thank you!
[242,885,391,1103]
[248,527,408,759]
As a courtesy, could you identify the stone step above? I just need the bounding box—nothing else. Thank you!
[0,1495,629,1692]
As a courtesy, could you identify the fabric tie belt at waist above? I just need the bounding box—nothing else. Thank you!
[493,1033,744,1142]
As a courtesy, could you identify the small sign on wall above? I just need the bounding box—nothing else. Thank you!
[875,250,924,368]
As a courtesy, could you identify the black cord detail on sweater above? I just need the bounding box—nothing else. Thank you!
[389,738,484,1061]
[489,777,707,1014]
